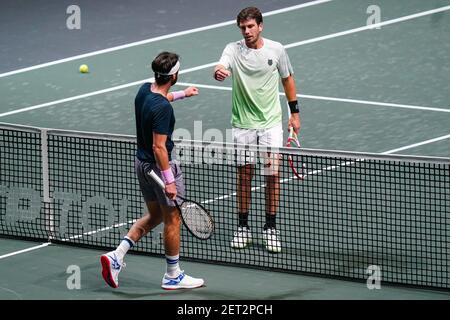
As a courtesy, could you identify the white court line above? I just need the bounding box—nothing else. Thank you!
[0,242,51,260]
[1,79,448,118]
[0,220,138,260]
[382,134,450,155]
[293,94,450,113]
[1,5,449,118]
[60,220,137,242]
[0,0,331,78]
[293,133,450,181]
[0,79,148,118]
[284,5,450,48]
[0,62,216,118]
[176,82,450,113]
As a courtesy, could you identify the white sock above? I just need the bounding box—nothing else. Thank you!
[165,254,181,278]
[115,236,135,260]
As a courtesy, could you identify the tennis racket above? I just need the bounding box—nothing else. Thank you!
[148,170,214,240]
[286,127,306,180]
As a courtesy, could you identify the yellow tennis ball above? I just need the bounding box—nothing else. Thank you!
[79,64,89,73]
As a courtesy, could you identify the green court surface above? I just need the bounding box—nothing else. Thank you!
[0,0,449,300]
[1,238,449,300]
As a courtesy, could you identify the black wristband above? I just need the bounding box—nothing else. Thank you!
[288,100,300,114]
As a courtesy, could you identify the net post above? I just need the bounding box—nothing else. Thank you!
[41,129,54,240]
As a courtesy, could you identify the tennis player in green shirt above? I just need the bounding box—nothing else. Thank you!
[214,7,301,253]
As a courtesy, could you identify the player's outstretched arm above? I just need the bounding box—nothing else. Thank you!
[167,86,199,102]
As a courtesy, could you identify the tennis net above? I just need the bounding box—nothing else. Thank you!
[1,122,449,290]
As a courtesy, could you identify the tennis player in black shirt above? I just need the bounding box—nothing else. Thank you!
[101,52,204,290]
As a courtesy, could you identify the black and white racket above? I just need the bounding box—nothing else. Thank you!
[148,170,214,240]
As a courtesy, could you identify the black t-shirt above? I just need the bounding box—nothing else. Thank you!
[135,82,175,162]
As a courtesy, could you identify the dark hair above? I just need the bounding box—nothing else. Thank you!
[151,51,179,85]
[236,7,263,26]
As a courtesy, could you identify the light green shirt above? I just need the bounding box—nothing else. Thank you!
[219,38,294,129]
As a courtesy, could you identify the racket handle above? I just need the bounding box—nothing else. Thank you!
[289,126,294,136]
[148,170,166,190]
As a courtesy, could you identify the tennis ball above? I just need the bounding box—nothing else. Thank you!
[79,64,89,73]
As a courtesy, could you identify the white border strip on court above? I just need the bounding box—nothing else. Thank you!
[298,134,450,180]
[0,79,148,118]
[293,94,450,113]
[284,5,450,49]
[1,80,448,118]
[176,82,450,113]
[0,63,215,118]
[0,243,51,260]
[278,133,450,184]
[2,5,450,118]
[0,0,332,78]
[382,134,450,155]
[60,220,137,242]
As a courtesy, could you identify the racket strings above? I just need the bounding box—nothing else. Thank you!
[180,202,214,239]
[286,129,301,148]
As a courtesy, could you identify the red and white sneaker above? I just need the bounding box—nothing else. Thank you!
[100,251,125,288]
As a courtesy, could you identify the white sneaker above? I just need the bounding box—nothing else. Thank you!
[161,271,204,290]
[230,226,252,248]
[263,228,281,253]
[100,251,125,288]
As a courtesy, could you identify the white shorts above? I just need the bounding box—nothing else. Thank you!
[232,124,283,175]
